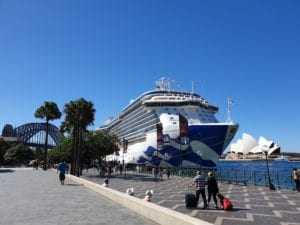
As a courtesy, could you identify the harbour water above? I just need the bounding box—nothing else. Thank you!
[217,159,300,172]
[216,160,300,190]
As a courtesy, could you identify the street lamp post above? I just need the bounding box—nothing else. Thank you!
[122,138,128,176]
[262,145,275,190]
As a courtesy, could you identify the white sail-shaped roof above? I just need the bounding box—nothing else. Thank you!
[258,136,274,148]
[236,139,243,154]
[241,133,259,155]
[230,143,238,153]
[229,133,280,156]
[250,145,263,154]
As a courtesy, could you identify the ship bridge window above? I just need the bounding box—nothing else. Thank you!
[173,122,177,124]
[170,117,174,120]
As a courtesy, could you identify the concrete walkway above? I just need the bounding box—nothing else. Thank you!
[0,168,157,225]
[81,170,300,225]
[2,168,300,225]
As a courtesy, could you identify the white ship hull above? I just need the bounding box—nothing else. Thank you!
[101,78,239,168]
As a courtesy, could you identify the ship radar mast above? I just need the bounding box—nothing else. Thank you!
[226,98,234,124]
[155,77,188,93]
[155,77,170,91]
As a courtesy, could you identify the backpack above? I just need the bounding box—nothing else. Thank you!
[223,198,233,211]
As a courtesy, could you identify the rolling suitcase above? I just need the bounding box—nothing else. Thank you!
[185,188,197,208]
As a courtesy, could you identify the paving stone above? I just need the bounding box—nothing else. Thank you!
[0,168,158,225]
[81,170,300,225]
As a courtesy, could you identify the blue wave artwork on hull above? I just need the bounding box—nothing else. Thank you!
[138,143,216,168]
[137,124,230,168]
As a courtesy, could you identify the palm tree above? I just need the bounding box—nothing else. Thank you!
[35,101,62,170]
[61,98,95,176]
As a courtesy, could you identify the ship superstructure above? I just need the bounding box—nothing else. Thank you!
[100,77,239,168]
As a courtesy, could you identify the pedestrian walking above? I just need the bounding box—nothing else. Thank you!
[206,171,219,209]
[293,168,299,192]
[188,171,208,209]
[119,164,123,175]
[57,160,68,185]
[166,168,171,179]
[158,167,163,181]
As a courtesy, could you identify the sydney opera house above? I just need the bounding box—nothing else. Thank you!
[225,133,281,160]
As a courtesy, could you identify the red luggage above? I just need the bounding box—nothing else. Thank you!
[217,193,233,211]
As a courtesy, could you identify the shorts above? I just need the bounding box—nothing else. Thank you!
[59,174,65,180]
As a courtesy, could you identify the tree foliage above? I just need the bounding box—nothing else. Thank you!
[60,98,95,176]
[4,144,34,165]
[83,130,119,163]
[60,98,95,134]
[48,136,72,163]
[0,138,11,165]
[49,130,119,166]
[35,101,62,170]
[33,147,44,161]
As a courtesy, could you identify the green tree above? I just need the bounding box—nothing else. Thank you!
[0,138,11,166]
[4,144,34,166]
[48,136,72,164]
[83,131,119,164]
[35,101,62,170]
[61,98,95,176]
[33,147,44,161]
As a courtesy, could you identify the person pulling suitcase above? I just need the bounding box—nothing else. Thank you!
[188,171,208,209]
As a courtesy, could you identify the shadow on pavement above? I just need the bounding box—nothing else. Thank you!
[0,169,14,173]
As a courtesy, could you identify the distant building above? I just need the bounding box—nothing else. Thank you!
[1,124,22,143]
[2,124,14,137]
[226,133,280,160]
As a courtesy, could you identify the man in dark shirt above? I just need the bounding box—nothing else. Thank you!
[189,171,208,209]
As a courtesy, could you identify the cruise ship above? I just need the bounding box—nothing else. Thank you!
[100,78,239,169]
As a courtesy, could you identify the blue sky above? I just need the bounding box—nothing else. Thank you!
[0,0,299,152]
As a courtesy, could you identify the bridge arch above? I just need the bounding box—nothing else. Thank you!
[13,123,63,148]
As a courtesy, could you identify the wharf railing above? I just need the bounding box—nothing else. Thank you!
[168,167,296,191]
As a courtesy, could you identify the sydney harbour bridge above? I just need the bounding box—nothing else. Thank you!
[1,123,63,148]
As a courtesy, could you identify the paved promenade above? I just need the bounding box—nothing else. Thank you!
[81,169,300,225]
[0,168,157,225]
[1,168,300,225]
